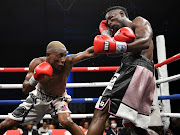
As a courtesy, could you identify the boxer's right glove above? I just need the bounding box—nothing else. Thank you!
[29,62,53,86]
[93,35,127,54]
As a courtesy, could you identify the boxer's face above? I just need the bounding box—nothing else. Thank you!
[46,47,67,71]
[106,9,125,32]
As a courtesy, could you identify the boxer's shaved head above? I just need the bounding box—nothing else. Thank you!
[47,41,66,51]
[46,41,67,71]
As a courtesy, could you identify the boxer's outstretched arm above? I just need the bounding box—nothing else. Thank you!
[66,46,100,64]
[22,58,41,94]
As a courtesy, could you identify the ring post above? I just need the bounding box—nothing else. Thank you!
[156,35,171,130]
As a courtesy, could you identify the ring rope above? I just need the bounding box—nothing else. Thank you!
[0,98,99,105]
[0,73,180,89]
[156,74,180,84]
[160,113,180,118]
[0,113,179,119]
[0,53,179,72]
[0,114,115,119]
[1,94,179,105]
[0,66,119,72]
[158,94,180,100]
[155,53,180,69]
[0,82,109,89]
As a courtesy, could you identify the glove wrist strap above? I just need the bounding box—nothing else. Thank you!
[115,42,127,53]
[29,75,38,86]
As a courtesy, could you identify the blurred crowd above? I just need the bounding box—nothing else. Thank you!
[2,117,180,135]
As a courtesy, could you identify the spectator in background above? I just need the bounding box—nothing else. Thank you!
[106,119,129,135]
[48,124,55,130]
[106,120,119,135]
[23,124,39,135]
[38,121,48,135]
[105,119,110,132]
[32,124,38,131]
[3,125,24,135]
[12,125,23,135]
[165,129,173,135]
[83,121,89,130]
[42,124,56,135]
[79,119,89,130]
[46,119,51,127]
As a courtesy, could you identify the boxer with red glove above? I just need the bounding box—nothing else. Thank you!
[94,27,135,54]
[0,41,97,135]
[88,6,155,135]
[29,62,53,86]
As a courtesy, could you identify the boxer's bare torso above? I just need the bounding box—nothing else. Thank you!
[22,45,96,97]
[33,57,71,96]
[106,9,154,61]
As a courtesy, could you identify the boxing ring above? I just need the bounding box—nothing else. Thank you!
[0,35,180,132]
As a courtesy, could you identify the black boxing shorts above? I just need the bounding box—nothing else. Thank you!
[95,53,155,129]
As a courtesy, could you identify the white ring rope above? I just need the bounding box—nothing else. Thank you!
[0,73,180,89]
[160,113,180,118]
[156,74,180,85]
[0,114,115,119]
[0,82,109,89]
[0,113,179,119]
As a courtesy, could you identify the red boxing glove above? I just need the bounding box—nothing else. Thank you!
[94,35,127,54]
[99,20,115,36]
[34,62,53,80]
[29,62,53,86]
[114,27,135,43]
[99,20,108,34]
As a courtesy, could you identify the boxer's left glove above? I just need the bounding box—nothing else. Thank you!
[99,20,115,36]
[114,27,135,43]
[99,20,109,34]
[29,62,53,86]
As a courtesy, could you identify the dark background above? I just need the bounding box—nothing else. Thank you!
[0,0,179,116]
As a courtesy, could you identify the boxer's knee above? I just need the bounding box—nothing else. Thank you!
[59,117,74,129]
[58,113,74,129]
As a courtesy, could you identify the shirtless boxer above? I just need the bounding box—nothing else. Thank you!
[87,6,157,135]
[0,41,97,135]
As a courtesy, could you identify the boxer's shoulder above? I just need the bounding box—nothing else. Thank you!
[133,16,147,23]
[29,57,45,71]
[30,57,45,63]
[132,16,150,28]
[65,54,78,63]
